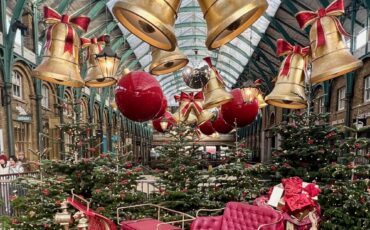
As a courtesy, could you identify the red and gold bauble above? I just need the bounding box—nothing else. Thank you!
[212,112,234,134]
[152,111,176,133]
[199,120,215,136]
[115,70,164,122]
[221,88,259,127]
[153,97,167,119]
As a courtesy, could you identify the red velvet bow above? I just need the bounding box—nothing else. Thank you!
[303,183,321,198]
[295,0,349,50]
[203,57,225,85]
[81,36,106,60]
[179,92,204,115]
[277,39,310,77]
[44,6,91,54]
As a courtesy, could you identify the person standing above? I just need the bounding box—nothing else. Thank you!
[17,151,29,172]
[0,155,9,175]
[9,156,24,174]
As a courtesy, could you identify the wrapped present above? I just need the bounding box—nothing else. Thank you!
[254,177,321,229]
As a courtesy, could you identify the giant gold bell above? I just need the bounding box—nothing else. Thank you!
[203,69,233,109]
[265,52,307,109]
[33,23,84,87]
[150,47,189,75]
[198,0,268,49]
[113,0,180,51]
[84,40,117,88]
[310,16,362,83]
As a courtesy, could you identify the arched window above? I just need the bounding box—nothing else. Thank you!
[41,84,49,108]
[12,70,22,99]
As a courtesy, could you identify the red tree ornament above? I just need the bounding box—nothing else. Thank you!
[199,120,215,136]
[152,111,176,133]
[212,112,234,134]
[115,70,164,122]
[153,97,168,119]
[221,88,259,127]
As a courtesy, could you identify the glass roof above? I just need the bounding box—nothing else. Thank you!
[108,0,281,105]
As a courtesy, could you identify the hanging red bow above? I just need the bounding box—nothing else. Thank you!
[203,57,225,85]
[277,39,310,77]
[44,6,91,55]
[179,92,204,115]
[295,0,349,50]
[81,36,107,60]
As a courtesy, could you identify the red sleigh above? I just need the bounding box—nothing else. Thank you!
[63,190,194,230]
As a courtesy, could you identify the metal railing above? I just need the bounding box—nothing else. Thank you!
[0,172,39,216]
[136,179,163,200]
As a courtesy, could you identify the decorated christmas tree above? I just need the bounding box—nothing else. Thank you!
[271,112,340,181]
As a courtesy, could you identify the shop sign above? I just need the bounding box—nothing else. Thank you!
[16,115,32,122]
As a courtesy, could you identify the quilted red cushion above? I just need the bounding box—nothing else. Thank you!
[121,218,181,230]
[190,216,223,230]
[221,202,283,230]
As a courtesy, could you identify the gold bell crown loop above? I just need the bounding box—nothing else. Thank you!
[295,0,362,83]
[265,39,308,109]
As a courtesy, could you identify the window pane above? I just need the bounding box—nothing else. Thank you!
[356,29,367,49]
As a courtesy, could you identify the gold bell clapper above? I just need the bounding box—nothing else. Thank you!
[150,46,189,75]
[198,0,268,49]
[33,6,91,87]
[265,39,309,109]
[202,57,233,109]
[81,36,118,87]
[113,0,180,51]
[296,0,362,84]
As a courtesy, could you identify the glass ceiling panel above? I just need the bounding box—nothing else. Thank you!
[108,0,281,103]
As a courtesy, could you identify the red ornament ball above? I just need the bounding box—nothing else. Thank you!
[115,71,164,122]
[199,120,215,136]
[153,97,167,119]
[152,111,176,133]
[221,88,259,127]
[212,112,234,134]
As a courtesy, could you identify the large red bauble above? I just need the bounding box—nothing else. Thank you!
[221,88,259,127]
[152,111,176,133]
[153,97,167,119]
[212,112,234,134]
[199,120,215,136]
[115,71,164,122]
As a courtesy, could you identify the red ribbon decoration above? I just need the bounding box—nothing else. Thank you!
[203,57,225,84]
[44,6,91,55]
[179,92,204,115]
[277,39,310,77]
[81,36,106,60]
[295,0,349,50]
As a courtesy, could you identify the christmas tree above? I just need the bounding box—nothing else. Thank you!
[271,112,340,181]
